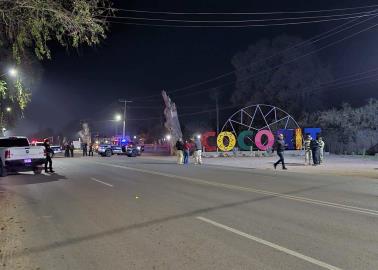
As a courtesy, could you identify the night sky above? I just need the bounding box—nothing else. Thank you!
[12,0,378,137]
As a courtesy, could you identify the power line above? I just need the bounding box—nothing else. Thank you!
[128,68,378,121]
[104,10,377,23]
[149,17,378,100]
[108,12,378,28]
[130,13,377,101]
[114,4,378,15]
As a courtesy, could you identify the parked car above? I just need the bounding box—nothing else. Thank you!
[123,143,142,157]
[51,146,62,153]
[98,144,123,157]
[0,136,45,176]
[98,143,141,157]
[31,142,62,157]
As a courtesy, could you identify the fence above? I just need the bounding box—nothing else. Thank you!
[143,144,171,155]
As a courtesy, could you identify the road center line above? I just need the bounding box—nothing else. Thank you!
[196,216,342,270]
[90,177,113,187]
[91,161,378,216]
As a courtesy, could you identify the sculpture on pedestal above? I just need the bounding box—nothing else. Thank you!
[78,122,91,145]
[162,90,183,154]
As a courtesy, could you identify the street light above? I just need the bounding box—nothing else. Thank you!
[133,135,137,139]
[6,107,11,112]
[115,114,122,121]
[8,68,18,77]
[166,134,171,141]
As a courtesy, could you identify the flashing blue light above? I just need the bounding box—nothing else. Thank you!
[121,139,127,143]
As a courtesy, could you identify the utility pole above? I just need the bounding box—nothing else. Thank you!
[215,93,219,135]
[119,99,132,139]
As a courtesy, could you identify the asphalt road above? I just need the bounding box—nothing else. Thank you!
[1,155,378,270]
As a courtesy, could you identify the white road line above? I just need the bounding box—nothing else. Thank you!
[91,161,378,217]
[197,216,342,270]
[90,177,113,187]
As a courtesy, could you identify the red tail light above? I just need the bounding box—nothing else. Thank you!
[5,150,10,159]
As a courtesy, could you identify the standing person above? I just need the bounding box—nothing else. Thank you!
[43,139,55,173]
[193,136,203,165]
[273,134,287,170]
[88,143,94,156]
[304,134,312,165]
[70,142,74,157]
[64,142,70,157]
[183,140,190,165]
[82,143,88,156]
[175,139,184,165]
[318,136,325,164]
[310,137,320,166]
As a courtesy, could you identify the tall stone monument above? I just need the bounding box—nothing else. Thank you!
[78,122,91,145]
[162,90,183,154]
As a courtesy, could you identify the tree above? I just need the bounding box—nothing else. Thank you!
[307,99,378,154]
[0,0,112,130]
[231,35,333,118]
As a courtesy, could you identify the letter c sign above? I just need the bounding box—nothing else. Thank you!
[217,132,236,151]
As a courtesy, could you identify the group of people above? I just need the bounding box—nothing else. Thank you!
[175,137,203,165]
[63,142,75,157]
[273,133,326,170]
[81,143,94,157]
[63,142,95,157]
[304,134,325,166]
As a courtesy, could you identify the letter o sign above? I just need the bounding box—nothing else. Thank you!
[255,130,274,151]
[217,132,236,151]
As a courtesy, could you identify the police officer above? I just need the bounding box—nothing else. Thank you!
[43,139,55,173]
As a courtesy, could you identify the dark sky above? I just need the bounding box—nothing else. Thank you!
[13,0,378,137]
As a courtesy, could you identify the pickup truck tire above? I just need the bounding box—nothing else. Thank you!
[0,162,7,177]
[105,149,112,157]
[33,167,43,175]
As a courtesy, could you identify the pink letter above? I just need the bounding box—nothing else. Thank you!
[255,130,274,151]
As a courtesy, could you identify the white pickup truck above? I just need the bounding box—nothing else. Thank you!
[0,136,46,176]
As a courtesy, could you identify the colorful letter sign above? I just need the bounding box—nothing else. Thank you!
[217,132,236,151]
[254,130,275,151]
[200,127,320,152]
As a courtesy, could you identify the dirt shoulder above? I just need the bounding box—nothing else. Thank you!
[0,190,34,270]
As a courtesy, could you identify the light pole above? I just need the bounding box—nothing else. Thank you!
[115,114,122,136]
[119,99,132,139]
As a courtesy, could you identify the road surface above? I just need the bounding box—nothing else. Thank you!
[0,156,377,270]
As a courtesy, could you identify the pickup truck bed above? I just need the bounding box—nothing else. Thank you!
[0,137,45,176]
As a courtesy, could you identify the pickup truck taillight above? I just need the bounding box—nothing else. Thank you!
[4,150,10,159]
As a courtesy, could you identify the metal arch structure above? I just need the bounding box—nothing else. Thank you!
[221,104,301,136]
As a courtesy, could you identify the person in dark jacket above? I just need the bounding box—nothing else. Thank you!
[88,143,94,156]
[310,136,321,165]
[175,139,184,164]
[70,142,74,157]
[64,142,70,157]
[43,139,55,173]
[82,143,88,156]
[273,134,287,170]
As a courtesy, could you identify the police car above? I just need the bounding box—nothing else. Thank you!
[98,143,141,157]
